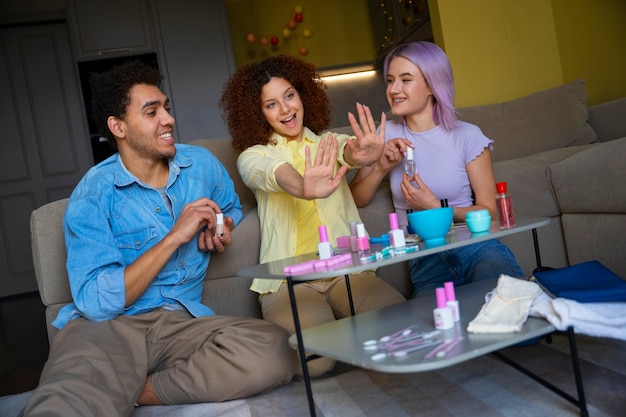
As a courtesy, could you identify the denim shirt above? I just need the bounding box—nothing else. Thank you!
[53,144,242,329]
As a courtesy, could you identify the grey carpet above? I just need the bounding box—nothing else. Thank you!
[2,334,624,416]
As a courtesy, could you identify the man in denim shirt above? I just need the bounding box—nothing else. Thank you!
[22,61,296,417]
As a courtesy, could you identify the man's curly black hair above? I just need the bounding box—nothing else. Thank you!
[89,60,162,149]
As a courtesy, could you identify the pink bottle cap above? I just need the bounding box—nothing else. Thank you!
[444,281,456,301]
[318,225,329,242]
[389,213,399,230]
[436,287,447,309]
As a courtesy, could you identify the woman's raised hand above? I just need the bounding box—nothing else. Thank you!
[302,135,348,199]
[345,103,386,166]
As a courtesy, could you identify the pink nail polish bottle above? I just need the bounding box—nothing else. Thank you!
[356,223,370,259]
[388,212,406,249]
[318,225,333,260]
[433,287,453,330]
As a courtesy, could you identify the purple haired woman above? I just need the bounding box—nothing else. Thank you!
[350,41,524,297]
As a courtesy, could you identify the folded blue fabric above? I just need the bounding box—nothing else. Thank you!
[532,260,626,303]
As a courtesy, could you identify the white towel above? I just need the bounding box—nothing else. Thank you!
[530,293,626,341]
[467,275,542,333]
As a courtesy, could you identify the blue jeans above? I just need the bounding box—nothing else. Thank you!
[408,239,524,298]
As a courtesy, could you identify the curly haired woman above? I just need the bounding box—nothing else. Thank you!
[219,55,405,377]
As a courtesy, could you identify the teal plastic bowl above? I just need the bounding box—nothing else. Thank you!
[407,207,453,243]
[465,209,492,233]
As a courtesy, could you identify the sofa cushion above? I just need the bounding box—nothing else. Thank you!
[548,137,626,214]
[492,144,595,218]
[588,97,626,142]
[560,213,626,279]
[190,139,256,211]
[457,79,597,162]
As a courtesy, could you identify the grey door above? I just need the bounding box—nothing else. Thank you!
[0,23,92,297]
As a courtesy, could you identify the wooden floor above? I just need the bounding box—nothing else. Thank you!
[0,292,49,397]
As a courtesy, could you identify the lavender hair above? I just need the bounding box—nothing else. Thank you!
[383,41,458,131]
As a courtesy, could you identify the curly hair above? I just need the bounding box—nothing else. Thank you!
[89,60,162,149]
[219,55,331,154]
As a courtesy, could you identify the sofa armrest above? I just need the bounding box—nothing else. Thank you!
[588,97,626,142]
[30,198,72,306]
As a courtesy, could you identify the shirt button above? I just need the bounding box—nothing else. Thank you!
[135,240,141,246]
[156,207,161,212]
[178,262,184,267]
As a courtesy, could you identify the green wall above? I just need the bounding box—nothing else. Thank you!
[225,0,376,69]
[552,0,626,105]
[430,0,626,106]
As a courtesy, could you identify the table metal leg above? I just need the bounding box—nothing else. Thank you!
[531,228,543,271]
[286,277,317,417]
[286,272,357,416]
[566,327,589,417]
[492,327,588,417]
[343,273,355,316]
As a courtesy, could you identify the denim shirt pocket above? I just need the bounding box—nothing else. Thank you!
[114,225,159,251]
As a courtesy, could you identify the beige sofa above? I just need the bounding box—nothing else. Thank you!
[31,79,626,344]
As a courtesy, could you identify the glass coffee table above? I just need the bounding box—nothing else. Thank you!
[238,218,587,416]
[293,279,587,417]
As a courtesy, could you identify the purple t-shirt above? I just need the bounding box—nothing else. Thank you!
[386,119,493,228]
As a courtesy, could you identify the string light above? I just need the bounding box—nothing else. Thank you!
[245,5,312,56]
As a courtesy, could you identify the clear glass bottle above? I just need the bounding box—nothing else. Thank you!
[404,147,415,175]
[496,181,516,229]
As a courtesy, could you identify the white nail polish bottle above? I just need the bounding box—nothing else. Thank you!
[444,281,460,322]
[215,213,224,237]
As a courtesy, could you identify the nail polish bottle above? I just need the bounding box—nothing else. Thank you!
[388,212,406,249]
[444,281,460,322]
[356,223,370,259]
[404,147,416,176]
[318,225,333,260]
[433,287,454,330]
[496,181,516,229]
[215,213,224,237]
[349,221,359,253]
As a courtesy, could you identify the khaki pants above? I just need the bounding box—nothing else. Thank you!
[23,310,296,417]
[260,271,405,377]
